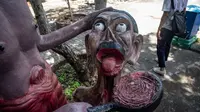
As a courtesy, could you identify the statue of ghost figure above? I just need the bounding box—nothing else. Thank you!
[73,10,143,106]
[0,0,113,112]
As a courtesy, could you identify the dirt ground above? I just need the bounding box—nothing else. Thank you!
[138,34,200,112]
[34,0,200,111]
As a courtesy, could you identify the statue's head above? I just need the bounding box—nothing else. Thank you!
[0,0,41,72]
[85,10,143,76]
[73,10,144,106]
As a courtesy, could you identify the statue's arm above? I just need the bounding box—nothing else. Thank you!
[37,20,87,52]
[37,7,113,52]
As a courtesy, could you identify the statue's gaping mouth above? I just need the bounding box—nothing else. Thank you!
[96,42,125,102]
[96,42,125,76]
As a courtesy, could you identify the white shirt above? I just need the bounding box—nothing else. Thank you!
[162,0,188,12]
[161,0,188,30]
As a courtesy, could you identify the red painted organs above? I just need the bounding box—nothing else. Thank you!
[0,63,67,112]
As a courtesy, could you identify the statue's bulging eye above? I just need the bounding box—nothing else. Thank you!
[94,22,105,31]
[116,23,127,33]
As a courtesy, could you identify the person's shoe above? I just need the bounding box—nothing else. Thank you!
[153,67,166,76]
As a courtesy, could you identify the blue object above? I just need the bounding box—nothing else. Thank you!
[187,5,200,13]
[186,5,200,39]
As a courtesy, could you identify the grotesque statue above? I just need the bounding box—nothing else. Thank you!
[0,0,112,111]
[73,10,143,105]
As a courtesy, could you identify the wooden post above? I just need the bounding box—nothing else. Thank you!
[95,0,107,10]
[66,0,74,21]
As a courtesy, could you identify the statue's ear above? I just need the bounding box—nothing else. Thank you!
[85,34,90,55]
[85,34,94,66]
[128,33,143,65]
[85,34,96,76]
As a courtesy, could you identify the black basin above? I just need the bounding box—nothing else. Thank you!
[87,72,163,112]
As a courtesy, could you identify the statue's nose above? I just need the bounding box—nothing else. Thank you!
[105,27,116,42]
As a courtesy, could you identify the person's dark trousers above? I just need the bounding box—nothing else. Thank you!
[157,28,174,68]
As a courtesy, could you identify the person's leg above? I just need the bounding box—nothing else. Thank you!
[153,28,168,75]
[164,29,174,61]
[157,28,170,67]
[157,37,166,68]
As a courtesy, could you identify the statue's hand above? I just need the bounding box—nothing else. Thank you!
[83,7,114,30]
[54,102,92,112]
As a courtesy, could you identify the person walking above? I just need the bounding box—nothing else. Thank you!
[153,0,188,76]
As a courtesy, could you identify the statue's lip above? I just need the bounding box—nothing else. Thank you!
[97,42,125,56]
[96,48,124,63]
[96,48,124,76]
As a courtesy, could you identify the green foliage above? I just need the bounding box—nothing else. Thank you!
[55,63,82,101]
[64,81,81,100]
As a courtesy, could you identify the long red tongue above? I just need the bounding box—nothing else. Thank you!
[102,57,116,72]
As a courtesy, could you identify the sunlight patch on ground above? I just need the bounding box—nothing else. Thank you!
[185,92,192,96]
[168,57,175,62]
[183,86,194,93]
[178,75,195,85]
[182,85,200,97]
[168,54,175,62]
[148,46,157,52]
[164,74,175,82]
[177,75,200,97]
[148,34,157,44]
[194,61,200,66]
[141,49,145,53]
[172,46,178,49]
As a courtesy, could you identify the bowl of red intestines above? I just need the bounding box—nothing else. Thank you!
[87,71,163,112]
[112,71,163,112]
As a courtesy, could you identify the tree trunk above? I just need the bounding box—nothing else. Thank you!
[29,0,51,34]
[29,0,89,82]
[95,0,107,10]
